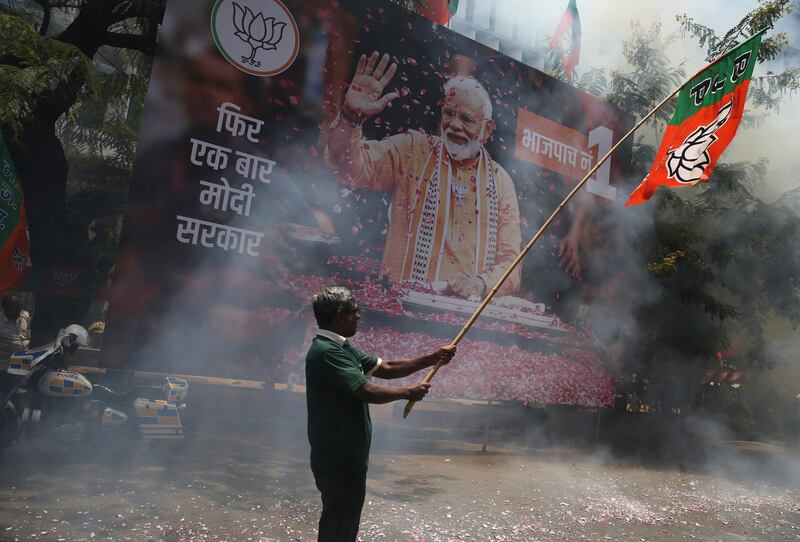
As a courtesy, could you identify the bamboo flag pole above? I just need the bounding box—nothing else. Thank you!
[403,84,685,419]
[403,31,768,418]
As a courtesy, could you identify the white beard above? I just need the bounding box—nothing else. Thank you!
[443,127,483,162]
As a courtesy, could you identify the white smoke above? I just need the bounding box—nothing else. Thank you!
[453,0,800,200]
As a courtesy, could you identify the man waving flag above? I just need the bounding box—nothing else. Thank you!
[626,31,763,205]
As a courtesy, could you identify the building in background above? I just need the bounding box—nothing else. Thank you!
[448,0,546,69]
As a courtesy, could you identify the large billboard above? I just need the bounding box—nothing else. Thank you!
[104,0,632,407]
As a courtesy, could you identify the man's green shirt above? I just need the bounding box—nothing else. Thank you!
[305,334,379,477]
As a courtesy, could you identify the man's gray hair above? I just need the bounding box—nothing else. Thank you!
[443,76,492,119]
[312,286,358,327]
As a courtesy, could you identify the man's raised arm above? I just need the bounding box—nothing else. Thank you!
[353,381,430,405]
[352,345,455,404]
[371,345,455,380]
[325,51,404,191]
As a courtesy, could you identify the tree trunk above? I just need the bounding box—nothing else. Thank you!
[5,123,91,344]
[1,0,165,343]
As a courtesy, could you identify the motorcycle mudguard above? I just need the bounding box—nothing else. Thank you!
[38,371,93,397]
[134,398,183,439]
[7,348,50,376]
[163,377,189,403]
[101,407,128,429]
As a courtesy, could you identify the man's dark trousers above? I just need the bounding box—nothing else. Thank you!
[314,473,367,542]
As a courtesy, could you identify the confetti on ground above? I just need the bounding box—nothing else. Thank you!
[1,422,797,542]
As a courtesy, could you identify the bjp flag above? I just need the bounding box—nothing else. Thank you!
[626,32,763,205]
[420,0,459,25]
[0,134,30,288]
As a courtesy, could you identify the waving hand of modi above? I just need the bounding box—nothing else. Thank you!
[343,51,399,122]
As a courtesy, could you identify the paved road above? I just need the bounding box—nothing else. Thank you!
[0,413,798,542]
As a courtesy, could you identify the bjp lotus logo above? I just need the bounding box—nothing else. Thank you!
[666,100,733,184]
[231,2,286,67]
[211,0,299,77]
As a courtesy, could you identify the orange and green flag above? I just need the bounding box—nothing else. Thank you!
[551,0,581,82]
[0,133,30,289]
[420,0,459,25]
[626,31,763,206]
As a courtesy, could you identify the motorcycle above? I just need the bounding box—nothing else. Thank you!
[0,324,189,452]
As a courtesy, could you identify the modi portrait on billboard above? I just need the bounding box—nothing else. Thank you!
[104,0,633,408]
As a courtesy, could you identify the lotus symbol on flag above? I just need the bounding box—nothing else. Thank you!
[231,1,286,67]
[666,100,733,184]
[11,248,28,271]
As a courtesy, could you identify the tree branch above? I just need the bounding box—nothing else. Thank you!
[56,0,166,57]
[31,0,51,36]
[105,0,166,26]
[101,31,157,56]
